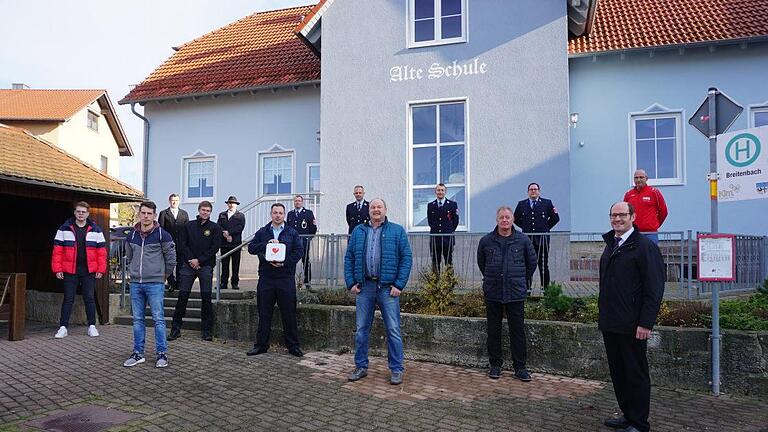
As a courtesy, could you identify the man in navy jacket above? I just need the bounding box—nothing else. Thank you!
[514,182,560,289]
[246,203,304,357]
[287,195,317,287]
[427,183,459,274]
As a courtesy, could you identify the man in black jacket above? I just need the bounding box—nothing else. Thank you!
[168,201,222,341]
[286,195,317,288]
[158,193,189,291]
[514,183,560,289]
[600,202,664,432]
[217,196,246,290]
[246,203,304,357]
[427,183,459,274]
[345,185,369,234]
[477,206,537,381]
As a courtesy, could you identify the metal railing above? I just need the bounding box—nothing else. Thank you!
[109,230,768,304]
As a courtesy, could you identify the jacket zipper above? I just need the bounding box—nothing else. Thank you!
[139,235,145,283]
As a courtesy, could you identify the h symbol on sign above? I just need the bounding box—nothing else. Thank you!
[734,139,752,161]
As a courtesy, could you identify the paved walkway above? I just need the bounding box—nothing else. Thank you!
[1,323,767,431]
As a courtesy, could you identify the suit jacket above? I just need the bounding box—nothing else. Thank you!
[287,208,318,236]
[158,207,189,241]
[217,210,246,249]
[427,199,459,233]
[513,198,560,233]
[346,200,370,234]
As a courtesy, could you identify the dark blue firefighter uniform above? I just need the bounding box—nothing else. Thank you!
[217,210,246,289]
[287,207,317,284]
[514,197,560,288]
[346,200,369,234]
[427,199,459,273]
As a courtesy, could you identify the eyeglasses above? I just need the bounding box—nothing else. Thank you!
[609,213,630,219]
[528,188,539,191]
[633,176,647,179]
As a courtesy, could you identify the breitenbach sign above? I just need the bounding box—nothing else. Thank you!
[389,57,488,82]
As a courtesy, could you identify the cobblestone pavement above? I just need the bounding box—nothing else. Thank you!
[1,323,767,431]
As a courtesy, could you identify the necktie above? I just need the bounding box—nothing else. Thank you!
[357,203,361,211]
[613,237,622,252]
[530,200,535,209]
[438,201,443,208]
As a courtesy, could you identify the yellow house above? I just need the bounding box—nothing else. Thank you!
[0,87,133,225]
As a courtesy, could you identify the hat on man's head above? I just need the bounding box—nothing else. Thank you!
[225,196,240,205]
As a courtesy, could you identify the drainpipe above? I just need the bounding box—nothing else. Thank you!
[130,103,150,195]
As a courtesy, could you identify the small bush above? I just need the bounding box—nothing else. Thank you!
[542,283,574,317]
[657,300,710,327]
[418,267,459,315]
[453,290,486,317]
[525,299,553,321]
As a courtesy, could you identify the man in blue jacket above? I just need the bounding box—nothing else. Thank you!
[246,203,305,357]
[344,198,412,385]
[477,206,537,381]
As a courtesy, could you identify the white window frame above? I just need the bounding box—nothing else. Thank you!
[748,101,768,128]
[628,108,685,186]
[181,151,217,204]
[87,110,99,132]
[100,155,108,173]
[407,97,470,232]
[258,150,295,197]
[407,0,468,48]
[306,162,320,194]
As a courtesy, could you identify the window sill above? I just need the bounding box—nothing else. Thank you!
[408,38,467,49]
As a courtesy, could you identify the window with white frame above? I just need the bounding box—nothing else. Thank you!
[260,152,293,195]
[100,155,108,173]
[307,163,320,194]
[409,0,467,47]
[752,106,768,128]
[410,101,467,230]
[183,155,215,201]
[87,110,99,132]
[630,112,683,185]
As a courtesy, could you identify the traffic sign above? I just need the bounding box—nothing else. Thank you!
[689,91,743,138]
[716,126,768,202]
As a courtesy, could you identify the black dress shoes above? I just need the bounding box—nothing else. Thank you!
[288,348,304,357]
[202,333,213,341]
[167,328,181,341]
[246,346,268,356]
[603,416,629,429]
[231,285,239,290]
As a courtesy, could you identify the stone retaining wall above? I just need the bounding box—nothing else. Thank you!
[25,291,123,326]
[213,301,768,397]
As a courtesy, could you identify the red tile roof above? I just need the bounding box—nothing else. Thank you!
[569,0,768,55]
[121,5,320,104]
[0,89,105,121]
[0,124,143,200]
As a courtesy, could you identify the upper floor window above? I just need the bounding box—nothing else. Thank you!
[751,105,768,128]
[183,153,216,202]
[409,0,467,48]
[100,155,108,173]
[630,112,684,186]
[260,152,293,195]
[87,110,99,132]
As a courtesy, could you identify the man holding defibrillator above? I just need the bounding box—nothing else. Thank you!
[246,203,305,357]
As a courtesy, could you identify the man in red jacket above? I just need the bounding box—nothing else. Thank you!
[51,201,107,339]
[623,169,668,244]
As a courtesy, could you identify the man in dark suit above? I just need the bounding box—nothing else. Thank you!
[600,201,664,432]
[158,193,189,291]
[287,195,317,288]
[345,185,369,234]
[513,183,560,289]
[427,183,459,274]
[217,196,246,290]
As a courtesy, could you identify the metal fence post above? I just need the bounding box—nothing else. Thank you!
[121,252,127,308]
[214,256,221,302]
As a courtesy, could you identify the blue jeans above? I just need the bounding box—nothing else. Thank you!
[59,273,96,327]
[354,279,404,372]
[643,232,659,244]
[130,282,167,354]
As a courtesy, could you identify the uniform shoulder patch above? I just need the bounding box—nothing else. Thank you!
[553,207,557,213]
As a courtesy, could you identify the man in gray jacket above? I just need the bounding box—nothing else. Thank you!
[123,201,176,368]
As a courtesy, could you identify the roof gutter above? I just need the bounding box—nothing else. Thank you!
[119,80,321,106]
[129,103,150,195]
[0,174,144,202]
[569,35,768,58]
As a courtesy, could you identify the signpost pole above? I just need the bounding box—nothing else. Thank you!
[707,87,721,395]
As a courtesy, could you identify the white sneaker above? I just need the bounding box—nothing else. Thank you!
[54,326,67,338]
[87,325,99,337]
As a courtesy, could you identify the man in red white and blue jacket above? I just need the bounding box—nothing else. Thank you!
[51,201,107,339]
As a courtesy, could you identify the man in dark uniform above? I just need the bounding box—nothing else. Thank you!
[246,203,305,357]
[168,201,222,342]
[345,185,369,234]
[158,193,189,291]
[217,196,246,290]
[287,195,317,288]
[427,183,459,274]
[514,183,560,289]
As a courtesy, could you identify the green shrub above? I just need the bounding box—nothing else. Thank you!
[525,299,553,321]
[571,296,599,323]
[542,283,574,316]
[418,266,459,315]
[657,300,710,327]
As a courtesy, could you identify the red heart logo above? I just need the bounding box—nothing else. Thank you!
[271,247,279,254]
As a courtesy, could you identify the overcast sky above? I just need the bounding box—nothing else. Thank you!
[0,0,311,190]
